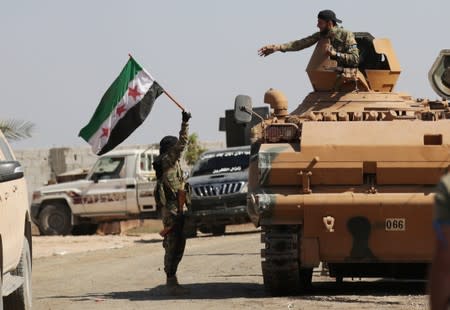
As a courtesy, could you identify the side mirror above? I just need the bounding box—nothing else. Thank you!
[429,49,450,100]
[0,161,24,183]
[234,95,253,124]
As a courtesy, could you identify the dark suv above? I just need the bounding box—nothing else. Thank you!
[185,146,250,236]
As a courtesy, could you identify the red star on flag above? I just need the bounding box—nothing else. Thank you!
[128,86,141,100]
[100,127,110,138]
[116,104,127,117]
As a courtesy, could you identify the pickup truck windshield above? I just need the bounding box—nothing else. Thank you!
[91,156,125,180]
[191,150,250,177]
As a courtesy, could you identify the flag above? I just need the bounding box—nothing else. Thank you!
[79,56,163,155]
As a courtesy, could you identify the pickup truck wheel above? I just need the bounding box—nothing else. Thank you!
[38,203,72,235]
[4,238,32,310]
[211,225,226,236]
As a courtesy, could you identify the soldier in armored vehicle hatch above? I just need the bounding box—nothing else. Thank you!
[258,9,359,68]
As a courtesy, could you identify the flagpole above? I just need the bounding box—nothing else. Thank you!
[128,53,186,112]
[162,89,185,112]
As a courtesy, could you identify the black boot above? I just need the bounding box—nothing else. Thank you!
[166,275,190,295]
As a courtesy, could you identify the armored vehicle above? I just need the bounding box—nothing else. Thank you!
[235,34,450,295]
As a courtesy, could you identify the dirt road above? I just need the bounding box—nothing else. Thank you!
[32,227,428,310]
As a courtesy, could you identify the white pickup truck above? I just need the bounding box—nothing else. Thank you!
[31,148,159,235]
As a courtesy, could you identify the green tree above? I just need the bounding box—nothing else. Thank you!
[0,119,35,142]
[184,133,206,166]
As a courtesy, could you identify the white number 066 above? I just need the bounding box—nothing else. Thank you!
[385,218,406,231]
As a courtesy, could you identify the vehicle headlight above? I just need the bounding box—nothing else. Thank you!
[240,182,248,193]
[265,123,299,143]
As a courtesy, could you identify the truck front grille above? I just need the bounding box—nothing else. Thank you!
[192,182,245,197]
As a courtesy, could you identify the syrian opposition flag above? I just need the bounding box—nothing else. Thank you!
[79,56,163,155]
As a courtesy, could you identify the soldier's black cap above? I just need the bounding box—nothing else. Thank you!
[318,10,342,23]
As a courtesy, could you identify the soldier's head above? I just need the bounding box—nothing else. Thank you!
[317,10,341,33]
[159,135,178,154]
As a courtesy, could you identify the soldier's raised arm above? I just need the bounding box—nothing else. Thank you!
[162,111,191,168]
[258,32,320,57]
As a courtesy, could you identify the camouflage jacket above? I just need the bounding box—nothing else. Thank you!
[279,26,359,67]
[435,173,450,223]
[153,121,189,213]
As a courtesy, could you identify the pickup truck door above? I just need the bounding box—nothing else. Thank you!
[136,151,157,212]
[0,164,19,269]
[82,155,128,216]
[0,140,26,270]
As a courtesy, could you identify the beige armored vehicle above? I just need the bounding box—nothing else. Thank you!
[0,131,33,309]
[235,33,450,295]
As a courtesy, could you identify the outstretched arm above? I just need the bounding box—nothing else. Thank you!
[258,33,320,57]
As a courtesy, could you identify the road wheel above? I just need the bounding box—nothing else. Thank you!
[38,202,72,235]
[4,238,32,310]
[211,225,226,236]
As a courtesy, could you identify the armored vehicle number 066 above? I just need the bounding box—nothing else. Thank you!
[385,218,406,231]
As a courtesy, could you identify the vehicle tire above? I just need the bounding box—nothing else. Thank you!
[199,226,211,234]
[38,202,72,235]
[4,238,32,310]
[211,225,226,236]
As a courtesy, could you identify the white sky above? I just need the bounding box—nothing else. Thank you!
[1,0,449,150]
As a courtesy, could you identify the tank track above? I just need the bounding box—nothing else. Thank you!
[261,225,312,296]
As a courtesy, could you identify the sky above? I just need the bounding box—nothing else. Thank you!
[1,0,449,151]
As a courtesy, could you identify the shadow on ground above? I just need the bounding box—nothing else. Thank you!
[41,279,426,303]
[42,282,265,301]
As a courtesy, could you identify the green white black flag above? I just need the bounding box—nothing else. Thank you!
[79,57,163,155]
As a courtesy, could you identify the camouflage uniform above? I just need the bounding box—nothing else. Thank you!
[279,27,360,68]
[153,119,189,278]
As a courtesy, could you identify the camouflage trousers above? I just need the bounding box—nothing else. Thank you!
[162,209,186,277]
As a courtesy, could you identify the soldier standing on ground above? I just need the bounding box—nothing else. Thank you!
[429,173,450,310]
[153,110,191,295]
[258,9,360,68]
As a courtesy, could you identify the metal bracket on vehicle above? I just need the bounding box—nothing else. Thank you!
[298,156,319,194]
[323,216,335,232]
